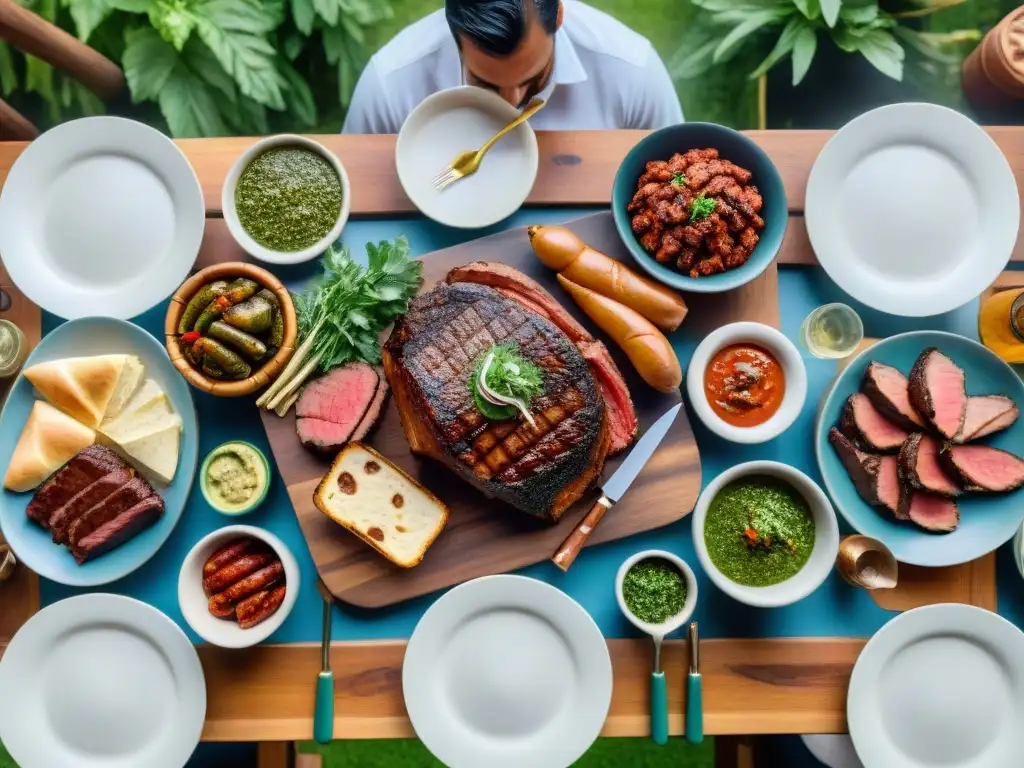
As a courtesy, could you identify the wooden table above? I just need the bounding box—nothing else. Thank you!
[0,129,1018,742]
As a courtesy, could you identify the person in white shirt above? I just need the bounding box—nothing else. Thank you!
[342,0,683,134]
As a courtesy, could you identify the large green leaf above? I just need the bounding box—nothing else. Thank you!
[279,58,316,127]
[64,0,112,41]
[840,2,877,25]
[791,0,819,20]
[312,0,338,25]
[148,0,198,50]
[123,25,178,101]
[290,0,313,34]
[856,29,905,80]
[669,29,719,80]
[283,31,305,60]
[338,0,390,25]
[0,43,17,96]
[894,26,957,64]
[106,0,153,11]
[748,15,803,79]
[160,65,227,136]
[25,55,58,121]
[791,25,817,84]
[193,0,285,109]
[820,0,842,27]
[712,9,790,64]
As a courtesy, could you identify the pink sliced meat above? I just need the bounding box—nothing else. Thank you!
[898,433,960,498]
[908,348,967,441]
[956,395,1019,443]
[350,376,390,442]
[939,444,1024,493]
[899,487,960,533]
[295,363,380,452]
[840,393,909,453]
[862,361,926,430]
[829,428,900,517]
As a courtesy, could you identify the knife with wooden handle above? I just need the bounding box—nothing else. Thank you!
[551,403,681,571]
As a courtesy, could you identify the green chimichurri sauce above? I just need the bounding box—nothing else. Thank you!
[704,476,815,587]
[235,147,342,252]
[623,558,687,624]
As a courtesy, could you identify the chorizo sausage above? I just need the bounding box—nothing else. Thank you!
[202,538,256,577]
[235,585,287,629]
[203,552,275,594]
[557,275,682,393]
[528,225,688,331]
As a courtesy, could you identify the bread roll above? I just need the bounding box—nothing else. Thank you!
[313,443,448,567]
[4,401,95,492]
[24,355,143,428]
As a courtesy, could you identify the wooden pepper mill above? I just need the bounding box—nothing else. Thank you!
[963,7,1024,109]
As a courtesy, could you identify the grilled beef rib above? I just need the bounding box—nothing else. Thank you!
[382,279,609,522]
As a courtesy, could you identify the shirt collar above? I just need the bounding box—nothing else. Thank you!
[551,27,587,87]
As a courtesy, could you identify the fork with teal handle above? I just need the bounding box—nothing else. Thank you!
[314,578,335,744]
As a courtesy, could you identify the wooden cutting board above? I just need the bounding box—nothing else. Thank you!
[261,212,709,607]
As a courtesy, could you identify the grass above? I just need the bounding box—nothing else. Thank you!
[298,736,716,767]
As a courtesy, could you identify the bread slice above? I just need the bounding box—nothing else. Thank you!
[4,402,95,492]
[313,442,448,568]
[25,355,143,428]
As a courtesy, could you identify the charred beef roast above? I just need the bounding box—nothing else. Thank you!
[908,348,967,441]
[898,433,960,498]
[839,393,909,453]
[26,444,164,563]
[383,278,609,522]
[829,428,900,518]
[957,395,1019,443]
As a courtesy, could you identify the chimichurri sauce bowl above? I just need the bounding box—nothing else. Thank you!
[692,461,839,608]
[222,134,351,265]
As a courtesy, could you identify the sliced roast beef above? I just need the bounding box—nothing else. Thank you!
[48,466,134,544]
[26,445,125,526]
[66,476,154,548]
[956,395,1019,443]
[349,375,390,442]
[72,495,165,564]
[446,261,638,453]
[939,444,1024,493]
[829,428,900,517]
[898,433,960,498]
[898,486,960,533]
[295,363,380,452]
[862,361,926,431]
[908,348,967,440]
[840,393,909,453]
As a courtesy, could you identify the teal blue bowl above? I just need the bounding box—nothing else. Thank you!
[815,331,1024,568]
[611,123,787,293]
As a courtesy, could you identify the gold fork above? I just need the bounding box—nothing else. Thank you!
[431,99,546,191]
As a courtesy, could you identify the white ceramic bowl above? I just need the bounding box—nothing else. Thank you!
[615,550,698,638]
[686,321,807,444]
[178,524,299,648]
[692,461,839,608]
[396,86,539,229]
[221,134,351,264]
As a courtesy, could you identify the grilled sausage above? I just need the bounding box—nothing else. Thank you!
[528,225,688,331]
[208,593,237,618]
[557,275,682,393]
[235,585,287,629]
[202,539,257,577]
[223,562,284,602]
[203,552,275,593]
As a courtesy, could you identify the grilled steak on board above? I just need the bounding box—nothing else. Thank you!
[296,362,389,452]
[383,278,609,522]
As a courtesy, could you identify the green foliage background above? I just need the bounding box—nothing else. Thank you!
[0,0,1019,136]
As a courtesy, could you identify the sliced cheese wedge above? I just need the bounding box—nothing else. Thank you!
[100,385,175,442]
[111,422,182,486]
[103,356,145,421]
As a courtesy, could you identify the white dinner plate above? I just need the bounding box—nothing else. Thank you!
[805,104,1019,317]
[848,604,1024,768]
[396,86,539,229]
[0,116,204,320]
[0,594,206,768]
[403,575,612,768]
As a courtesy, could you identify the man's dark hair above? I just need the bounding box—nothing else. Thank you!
[446,0,559,56]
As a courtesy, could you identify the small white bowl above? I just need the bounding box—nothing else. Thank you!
[692,461,839,608]
[396,86,539,229]
[221,134,351,265]
[686,321,807,444]
[178,524,299,648]
[616,550,698,638]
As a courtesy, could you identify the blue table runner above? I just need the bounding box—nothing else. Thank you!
[40,209,1024,642]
